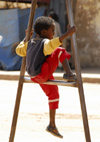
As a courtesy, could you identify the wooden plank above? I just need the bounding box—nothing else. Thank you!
[24,77,77,87]
[66,0,91,142]
[0,73,100,83]
[9,1,37,142]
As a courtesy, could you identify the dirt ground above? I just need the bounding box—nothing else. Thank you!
[0,79,100,142]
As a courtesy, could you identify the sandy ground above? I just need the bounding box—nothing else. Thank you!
[0,79,100,142]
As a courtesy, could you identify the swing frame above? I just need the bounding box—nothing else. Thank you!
[9,0,91,142]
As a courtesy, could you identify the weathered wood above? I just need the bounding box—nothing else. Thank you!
[24,77,77,87]
[66,0,91,142]
[9,0,91,141]
[0,73,100,83]
[9,1,37,142]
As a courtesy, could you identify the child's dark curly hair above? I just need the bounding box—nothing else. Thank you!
[34,16,54,35]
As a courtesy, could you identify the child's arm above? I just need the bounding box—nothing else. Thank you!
[43,37,62,56]
[16,29,33,57]
[59,26,75,42]
[43,26,75,56]
[16,41,28,57]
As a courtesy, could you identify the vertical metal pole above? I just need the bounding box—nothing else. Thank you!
[66,0,91,142]
[9,0,37,142]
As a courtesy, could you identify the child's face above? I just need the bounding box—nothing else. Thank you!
[41,24,55,39]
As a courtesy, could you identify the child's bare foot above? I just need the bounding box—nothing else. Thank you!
[46,125,63,138]
[63,73,77,82]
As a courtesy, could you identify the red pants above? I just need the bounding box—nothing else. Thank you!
[31,47,71,109]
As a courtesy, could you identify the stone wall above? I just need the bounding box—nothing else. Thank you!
[75,0,100,68]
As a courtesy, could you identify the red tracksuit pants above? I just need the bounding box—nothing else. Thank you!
[31,47,71,109]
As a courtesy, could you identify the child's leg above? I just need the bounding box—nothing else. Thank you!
[39,75,59,109]
[31,74,59,122]
[40,77,63,138]
[62,58,76,81]
[31,73,62,138]
[45,47,71,76]
[49,109,56,127]
[51,47,76,81]
[32,77,62,138]
[46,109,63,138]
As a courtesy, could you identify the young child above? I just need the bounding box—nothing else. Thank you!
[16,16,76,138]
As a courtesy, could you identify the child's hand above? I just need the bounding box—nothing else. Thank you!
[67,26,76,36]
[59,26,76,42]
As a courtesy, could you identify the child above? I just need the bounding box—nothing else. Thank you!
[16,16,76,138]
